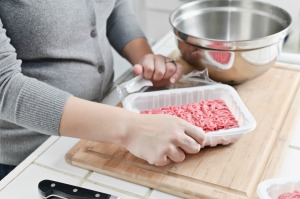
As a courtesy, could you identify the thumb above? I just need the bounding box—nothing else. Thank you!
[133,64,143,76]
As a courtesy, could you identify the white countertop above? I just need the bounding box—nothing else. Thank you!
[1,32,300,199]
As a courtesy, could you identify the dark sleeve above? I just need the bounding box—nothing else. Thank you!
[106,0,146,53]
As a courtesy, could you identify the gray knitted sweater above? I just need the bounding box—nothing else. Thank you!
[0,0,145,165]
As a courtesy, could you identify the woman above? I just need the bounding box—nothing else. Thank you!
[0,0,205,180]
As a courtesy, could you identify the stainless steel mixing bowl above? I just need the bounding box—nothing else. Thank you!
[170,0,291,84]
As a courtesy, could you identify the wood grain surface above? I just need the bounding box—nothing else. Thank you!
[65,53,300,199]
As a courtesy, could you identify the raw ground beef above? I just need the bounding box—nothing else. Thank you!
[278,191,300,199]
[140,99,239,133]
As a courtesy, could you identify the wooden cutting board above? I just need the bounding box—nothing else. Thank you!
[66,55,300,199]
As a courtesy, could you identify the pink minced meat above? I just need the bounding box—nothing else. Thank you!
[140,99,239,133]
[278,191,300,199]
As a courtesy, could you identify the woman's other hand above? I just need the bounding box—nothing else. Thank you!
[122,38,184,87]
[133,54,183,87]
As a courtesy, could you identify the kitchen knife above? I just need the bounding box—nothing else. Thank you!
[38,179,120,199]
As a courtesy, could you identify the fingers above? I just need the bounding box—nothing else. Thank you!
[136,54,182,85]
[141,55,155,79]
[169,61,183,84]
[153,133,200,166]
[153,156,171,167]
[164,60,177,82]
[133,64,143,76]
[184,124,206,147]
[151,146,185,166]
[153,56,179,83]
[157,122,205,166]
[166,145,186,163]
[141,54,169,81]
[176,134,201,154]
[153,55,166,81]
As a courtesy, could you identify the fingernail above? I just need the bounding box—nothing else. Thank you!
[170,78,175,83]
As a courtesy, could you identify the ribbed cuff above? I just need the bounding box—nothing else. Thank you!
[15,78,71,136]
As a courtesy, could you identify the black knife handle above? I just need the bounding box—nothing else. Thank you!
[38,179,113,199]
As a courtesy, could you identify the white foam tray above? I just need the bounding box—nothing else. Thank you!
[257,178,300,199]
[122,84,256,147]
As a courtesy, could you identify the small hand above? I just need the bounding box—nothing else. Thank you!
[133,54,183,87]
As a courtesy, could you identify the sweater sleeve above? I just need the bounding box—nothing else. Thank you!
[0,19,71,136]
[106,0,146,54]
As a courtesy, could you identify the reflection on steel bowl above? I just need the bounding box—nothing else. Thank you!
[170,0,291,84]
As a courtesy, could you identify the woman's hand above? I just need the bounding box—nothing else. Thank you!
[133,54,184,87]
[123,114,206,166]
[121,38,183,87]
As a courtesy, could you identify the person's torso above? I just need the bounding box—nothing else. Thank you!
[0,0,117,100]
[0,0,120,165]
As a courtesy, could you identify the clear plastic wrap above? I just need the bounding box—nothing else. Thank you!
[116,75,153,101]
[168,68,217,89]
[117,69,218,101]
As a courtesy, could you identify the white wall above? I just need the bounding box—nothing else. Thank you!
[128,0,190,44]
[259,0,300,53]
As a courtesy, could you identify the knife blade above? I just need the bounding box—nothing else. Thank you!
[38,179,120,199]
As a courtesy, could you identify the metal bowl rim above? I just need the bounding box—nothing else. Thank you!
[169,0,292,48]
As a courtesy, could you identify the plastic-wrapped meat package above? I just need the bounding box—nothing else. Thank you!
[278,191,300,199]
[141,99,239,133]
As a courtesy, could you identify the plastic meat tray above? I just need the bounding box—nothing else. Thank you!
[257,178,300,199]
[122,84,256,147]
